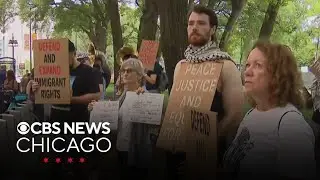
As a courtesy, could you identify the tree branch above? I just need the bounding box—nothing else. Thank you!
[136,0,140,7]
[79,25,91,35]
[78,0,90,5]
[208,0,219,9]
[92,0,105,20]
[58,3,92,21]
[123,28,136,43]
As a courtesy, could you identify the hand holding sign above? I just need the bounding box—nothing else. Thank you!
[88,100,97,111]
[135,86,145,95]
[90,101,119,130]
[32,81,40,92]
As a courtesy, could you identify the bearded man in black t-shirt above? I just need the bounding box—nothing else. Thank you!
[32,40,101,180]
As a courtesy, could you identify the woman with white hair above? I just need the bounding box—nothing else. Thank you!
[89,58,158,180]
[115,46,138,97]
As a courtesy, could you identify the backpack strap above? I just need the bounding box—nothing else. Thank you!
[277,110,301,136]
[245,108,254,117]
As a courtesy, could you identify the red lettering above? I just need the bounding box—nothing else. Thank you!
[39,41,61,52]
[39,65,61,75]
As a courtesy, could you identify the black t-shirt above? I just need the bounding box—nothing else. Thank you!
[145,62,163,90]
[101,63,111,88]
[92,66,104,85]
[56,63,100,122]
[93,64,111,88]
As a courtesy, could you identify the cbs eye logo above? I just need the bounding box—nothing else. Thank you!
[17,122,30,135]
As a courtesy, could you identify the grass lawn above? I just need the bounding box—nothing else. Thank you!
[106,83,115,98]
[106,83,313,120]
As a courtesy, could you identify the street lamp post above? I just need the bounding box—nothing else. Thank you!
[1,16,5,57]
[8,33,18,73]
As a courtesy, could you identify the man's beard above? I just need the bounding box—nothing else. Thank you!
[188,32,211,47]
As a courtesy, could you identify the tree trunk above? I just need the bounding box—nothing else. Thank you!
[137,0,159,51]
[88,23,107,53]
[188,0,195,13]
[258,0,282,41]
[88,0,108,53]
[240,36,253,64]
[219,0,246,52]
[157,0,188,93]
[316,36,319,60]
[239,5,257,65]
[90,36,107,53]
[107,0,124,90]
[157,36,162,57]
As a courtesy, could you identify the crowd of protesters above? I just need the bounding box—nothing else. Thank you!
[0,4,319,180]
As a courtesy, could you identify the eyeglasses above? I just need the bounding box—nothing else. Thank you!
[121,68,134,74]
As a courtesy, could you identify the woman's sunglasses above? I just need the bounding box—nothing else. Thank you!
[120,68,134,74]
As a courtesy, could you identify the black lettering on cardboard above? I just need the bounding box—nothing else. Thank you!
[190,110,210,136]
[34,78,66,87]
[56,90,60,99]
[40,89,61,99]
[205,114,210,136]
[191,110,196,130]
[44,54,56,63]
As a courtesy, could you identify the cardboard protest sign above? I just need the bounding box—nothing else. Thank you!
[156,61,223,151]
[24,33,37,50]
[90,101,119,130]
[138,40,159,70]
[185,108,217,180]
[310,59,320,80]
[33,38,71,104]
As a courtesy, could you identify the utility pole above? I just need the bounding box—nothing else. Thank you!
[1,17,5,57]
[29,9,32,70]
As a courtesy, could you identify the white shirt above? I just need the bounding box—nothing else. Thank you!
[224,103,316,179]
